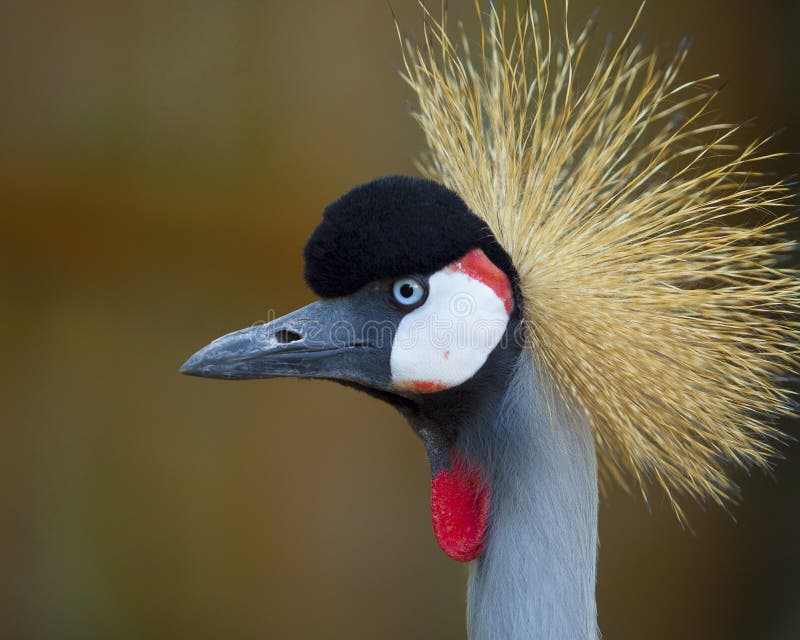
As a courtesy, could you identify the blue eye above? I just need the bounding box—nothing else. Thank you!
[391,277,427,308]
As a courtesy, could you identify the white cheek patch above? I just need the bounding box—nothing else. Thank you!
[390,250,513,393]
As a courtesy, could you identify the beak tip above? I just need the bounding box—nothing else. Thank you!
[179,352,205,377]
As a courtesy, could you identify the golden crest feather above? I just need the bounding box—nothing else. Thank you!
[398,1,800,513]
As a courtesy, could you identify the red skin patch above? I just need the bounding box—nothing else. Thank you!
[397,380,449,393]
[447,248,514,314]
[430,450,490,562]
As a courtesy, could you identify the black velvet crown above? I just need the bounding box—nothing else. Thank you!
[303,175,517,298]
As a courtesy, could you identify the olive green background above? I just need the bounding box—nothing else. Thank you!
[2,1,799,638]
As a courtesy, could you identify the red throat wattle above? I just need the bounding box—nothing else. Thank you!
[430,450,490,562]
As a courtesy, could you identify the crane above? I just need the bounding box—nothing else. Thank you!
[181,3,799,638]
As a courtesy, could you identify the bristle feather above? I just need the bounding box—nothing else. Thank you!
[400,1,800,512]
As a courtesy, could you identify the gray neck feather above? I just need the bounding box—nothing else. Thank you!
[459,352,599,640]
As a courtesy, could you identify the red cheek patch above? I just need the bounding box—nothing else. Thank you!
[431,450,490,562]
[447,248,514,314]
[396,380,449,393]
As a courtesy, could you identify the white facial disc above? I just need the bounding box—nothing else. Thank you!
[390,255,512,393]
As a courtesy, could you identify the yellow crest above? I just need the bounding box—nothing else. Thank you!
[399,2,800,515]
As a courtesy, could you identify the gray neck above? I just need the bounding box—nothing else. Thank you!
[460,352,599,640]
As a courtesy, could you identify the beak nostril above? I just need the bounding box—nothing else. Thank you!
[275,329,303,344]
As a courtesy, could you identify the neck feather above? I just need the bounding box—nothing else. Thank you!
[459,352,599,640]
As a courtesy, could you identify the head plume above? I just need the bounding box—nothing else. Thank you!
[398,1,800,514]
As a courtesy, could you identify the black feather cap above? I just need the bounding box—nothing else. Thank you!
[303,175,518,298]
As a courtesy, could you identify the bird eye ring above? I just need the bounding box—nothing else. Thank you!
[391,277,427,309]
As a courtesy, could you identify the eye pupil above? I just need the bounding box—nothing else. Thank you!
[391,277,427,308]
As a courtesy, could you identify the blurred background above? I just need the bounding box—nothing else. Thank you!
[2,1,799,638]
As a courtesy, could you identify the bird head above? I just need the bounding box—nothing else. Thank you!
[181,175,525,561]
[182,1,800,566]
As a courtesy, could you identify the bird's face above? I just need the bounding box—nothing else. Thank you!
[181,247,514,396]
[182,176,523,562]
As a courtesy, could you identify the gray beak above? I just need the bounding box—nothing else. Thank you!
[180,297,391,387]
